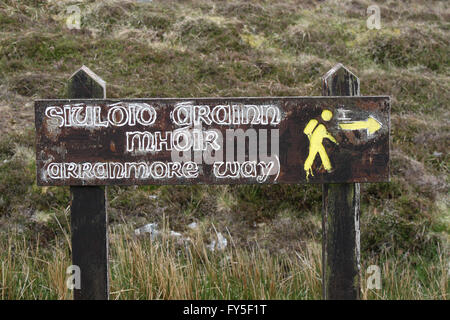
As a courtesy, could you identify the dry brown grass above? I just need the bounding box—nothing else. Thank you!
[1,223,447,300]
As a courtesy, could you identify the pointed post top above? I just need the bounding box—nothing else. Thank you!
[322,63,361,300]
[68,65,106,99]
[322,63,360,96]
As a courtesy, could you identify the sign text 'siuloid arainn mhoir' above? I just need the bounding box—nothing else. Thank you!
[34,96,390,186]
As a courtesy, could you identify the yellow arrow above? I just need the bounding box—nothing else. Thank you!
[339,116,382,135]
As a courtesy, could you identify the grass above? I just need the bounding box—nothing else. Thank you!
[0,0,449,299]
[1,222,447,300]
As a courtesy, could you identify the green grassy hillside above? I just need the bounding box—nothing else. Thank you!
[0,0,448,299]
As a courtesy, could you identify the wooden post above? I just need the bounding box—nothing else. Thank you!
[68,66,109,300]
[322,64,361,300]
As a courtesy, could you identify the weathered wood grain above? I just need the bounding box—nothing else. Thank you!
[71,185,108,300]
[68,66,109,300]
[35,96,390,186]
[322,64,362,300]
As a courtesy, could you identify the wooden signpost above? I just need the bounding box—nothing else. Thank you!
[322,64,362,300]
[67,66,108,300]
[34,64,390,300]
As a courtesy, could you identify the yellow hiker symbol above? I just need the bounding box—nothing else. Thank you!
[303,110,338,180]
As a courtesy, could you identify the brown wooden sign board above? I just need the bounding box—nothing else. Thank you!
[35,96,390,186]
